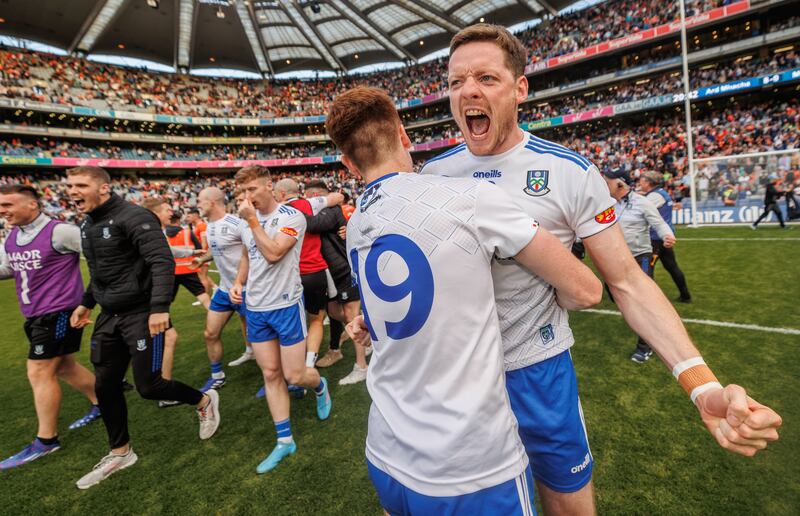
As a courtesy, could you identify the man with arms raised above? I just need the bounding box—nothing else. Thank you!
[231,166,332,474]
[417,24,781,514]
[0,184,100,470]
[328,86,602,514]
[66,166,219,489]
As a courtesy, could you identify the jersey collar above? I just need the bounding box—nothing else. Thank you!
[364,172,402,190]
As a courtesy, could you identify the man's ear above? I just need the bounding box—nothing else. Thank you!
[342,155,363,180]
[516,75,529,104]
[399,124,412,150]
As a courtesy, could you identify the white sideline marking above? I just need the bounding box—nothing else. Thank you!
[582,309,800,336]
[680,238,800,241]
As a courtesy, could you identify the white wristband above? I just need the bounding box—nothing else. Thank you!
[672,356,705,379]
[690,382,723,405]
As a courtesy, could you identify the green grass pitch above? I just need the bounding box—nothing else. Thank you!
[0,226,797,515]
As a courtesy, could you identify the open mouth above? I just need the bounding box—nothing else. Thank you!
[465,108,490,138]
[73,198,86,210]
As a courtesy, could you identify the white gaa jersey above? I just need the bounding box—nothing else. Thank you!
[206,214,243,292]
[347,172,536,496]
[421,132,616,370]
[242,204,306,311]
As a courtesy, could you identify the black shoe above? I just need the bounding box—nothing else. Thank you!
[122,379,135,392]
[630,350,653,363]
[676,296,692,304]
[157,400,183,409]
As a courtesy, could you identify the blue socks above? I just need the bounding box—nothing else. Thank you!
[211,362,224,379]
[275,418,292,443]
[314,380,325,396]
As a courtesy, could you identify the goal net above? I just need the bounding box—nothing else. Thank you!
[676,149,800,226]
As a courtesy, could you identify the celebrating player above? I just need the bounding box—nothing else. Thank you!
[191,186,249,391]
[66,166,220,489]
[0,184,101,470]
[412,24,782,513]
[231,165,332,474]
[328,86,602,514]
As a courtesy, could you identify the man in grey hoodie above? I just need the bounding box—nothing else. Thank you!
[602,168,675,363]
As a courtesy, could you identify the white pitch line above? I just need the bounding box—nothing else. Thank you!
[582,309,800,336]
[680,237,800,241]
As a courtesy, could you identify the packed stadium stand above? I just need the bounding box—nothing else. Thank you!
[0,0,798,222]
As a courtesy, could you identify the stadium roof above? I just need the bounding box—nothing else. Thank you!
[0,0,577,75]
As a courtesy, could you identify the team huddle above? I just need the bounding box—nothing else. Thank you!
[0,24,784,515]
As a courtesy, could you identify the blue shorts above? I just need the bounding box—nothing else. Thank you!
[246,302,307,346]
[368,461,536,516]
[209,289,246,315]
[505,350,593,493]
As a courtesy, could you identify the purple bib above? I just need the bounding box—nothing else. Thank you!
[5,219,84,318]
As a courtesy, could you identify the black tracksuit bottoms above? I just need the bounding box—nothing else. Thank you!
[90,311,203,449]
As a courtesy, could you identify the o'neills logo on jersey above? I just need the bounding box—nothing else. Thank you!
[473,170,502,179]
[594,206,616,224]
[280,227,298,237]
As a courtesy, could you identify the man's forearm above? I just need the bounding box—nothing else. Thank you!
[609,268,700,368]
[246,219,285,262]
[235,247,249,285]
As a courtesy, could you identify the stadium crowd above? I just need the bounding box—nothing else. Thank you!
[0,169,359,229]
[2,96,797,165]
[0,0,736,118]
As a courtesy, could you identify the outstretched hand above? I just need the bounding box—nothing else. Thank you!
[695,384,782,456]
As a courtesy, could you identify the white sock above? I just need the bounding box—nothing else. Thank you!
[277,436,294,444]
[245,345,253,354]
[305,352,317,368]
[211,371,225,379]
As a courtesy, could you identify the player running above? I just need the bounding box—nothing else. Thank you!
[191,187,250,392]
[231,165,332,474]
[328,86,601,515]
[350,24,781,514]
[0,184,101,470]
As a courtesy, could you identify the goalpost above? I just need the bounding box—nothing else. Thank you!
[679,149,800,226]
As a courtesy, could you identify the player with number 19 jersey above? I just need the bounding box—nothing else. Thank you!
[347,172,539,498]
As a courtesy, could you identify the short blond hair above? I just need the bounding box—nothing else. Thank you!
[66,166,111,184]
[234,165,271,185]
